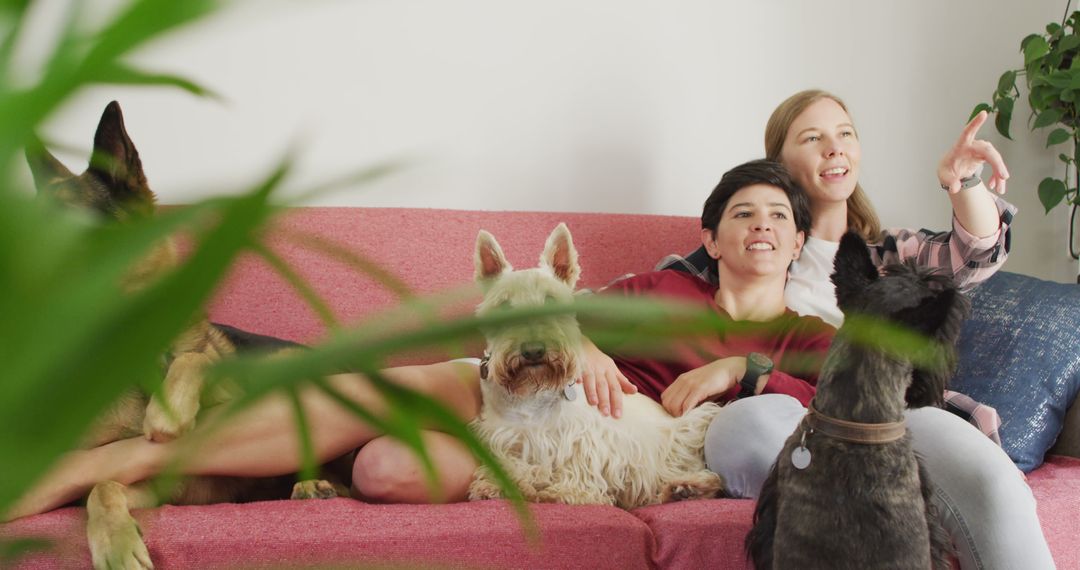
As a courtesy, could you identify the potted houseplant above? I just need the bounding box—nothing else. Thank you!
[975,6,1080,261]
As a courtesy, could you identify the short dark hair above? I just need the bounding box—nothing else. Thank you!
[700,159,811,235]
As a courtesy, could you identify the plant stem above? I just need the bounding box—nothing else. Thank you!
[1074,135,1079,205]
[1073,136,1080,260]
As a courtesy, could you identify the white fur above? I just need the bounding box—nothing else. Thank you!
[468,224,723,509]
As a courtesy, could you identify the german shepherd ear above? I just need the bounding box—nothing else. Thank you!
[25,135,74,191]
[88,101,155,215]
[831,231,877,312]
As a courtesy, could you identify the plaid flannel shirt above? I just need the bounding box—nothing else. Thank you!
[653,193,1017,445]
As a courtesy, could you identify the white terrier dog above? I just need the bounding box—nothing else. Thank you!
[467,223,724,509]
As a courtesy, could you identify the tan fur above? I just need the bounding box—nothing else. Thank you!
[467,224,724,509]
[26,102,349,570]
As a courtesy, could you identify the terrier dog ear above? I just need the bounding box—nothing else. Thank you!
[540,223,581,288]
[900,287,969,408]
[831,232,878,311]
[898,288,958,338]
[88,101,155,217]
[475,230,511,282]
[24,135,74,191]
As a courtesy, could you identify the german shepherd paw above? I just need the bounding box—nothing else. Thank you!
[88,512,153,570]
[142,399,197,442]
[291,479,341,500]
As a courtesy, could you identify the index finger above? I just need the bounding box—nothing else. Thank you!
[960,110,988,145]
[608,375,625,418]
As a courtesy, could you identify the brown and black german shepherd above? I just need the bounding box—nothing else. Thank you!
[25,101,353,570]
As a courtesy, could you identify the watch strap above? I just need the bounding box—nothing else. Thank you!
[738,352,773,398]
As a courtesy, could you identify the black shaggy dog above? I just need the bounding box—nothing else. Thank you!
[747,232,969,570]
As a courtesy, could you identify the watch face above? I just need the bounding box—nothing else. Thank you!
[748,352,773,371]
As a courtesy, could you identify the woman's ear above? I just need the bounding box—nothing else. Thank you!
[792,230,806,260]
[700,228,720,259]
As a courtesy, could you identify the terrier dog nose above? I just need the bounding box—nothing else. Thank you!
[521,341,546,362]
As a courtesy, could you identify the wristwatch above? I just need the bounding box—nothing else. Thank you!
[940,174,982,192]
[737,352,774,399]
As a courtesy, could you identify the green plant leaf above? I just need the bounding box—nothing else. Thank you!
[82,0,222,69]
[0,537,51,566]
[1047,128,1072,147]
[96,63,220,100]
[1048,22,1063,36]
[996,70,1017,96]
[1025,35,1051,64]
[1059,34,1080,52]
[1034,108,1064,129]
[1060,153,1073,163]
[1030,84,1060,109]
[1038,177,1068,212]
[1021,33,1044,52]
[1046,70,1073,89]
[0,164,285,514]
[969,103,993,121]
[994,97,1014,139]
[1063,89,1077,103]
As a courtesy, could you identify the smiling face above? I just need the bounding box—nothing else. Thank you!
[702,183,805,279]
[778,97,861,207]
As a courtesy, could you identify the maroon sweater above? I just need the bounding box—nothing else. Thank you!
[601,271,835,407]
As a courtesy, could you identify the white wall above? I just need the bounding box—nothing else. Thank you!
[31,0,1079,282]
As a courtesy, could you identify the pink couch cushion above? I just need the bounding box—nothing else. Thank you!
[6,207,1078,569]
[2,500,655,569]
[633,498,753,568]
[206,207,701,351]
[629,455,1080,569]
[1029,455,1080,568]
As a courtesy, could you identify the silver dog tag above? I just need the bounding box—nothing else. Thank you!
[791,446,811,470]
[563,383,577,401]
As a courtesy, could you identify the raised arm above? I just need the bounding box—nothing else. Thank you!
[937,110,1010,239]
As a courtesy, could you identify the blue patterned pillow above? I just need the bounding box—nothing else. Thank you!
[951,271,1080,472]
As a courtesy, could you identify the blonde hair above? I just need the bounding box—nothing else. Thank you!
[764,89,882,241]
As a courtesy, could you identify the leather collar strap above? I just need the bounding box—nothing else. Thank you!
[805,401,906,445]
[479,353,490,380]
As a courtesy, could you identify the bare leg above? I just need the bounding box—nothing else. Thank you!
[5,361,480,520]
[353,431,478,504]
[178,361,481,476]
[4,437,162,522]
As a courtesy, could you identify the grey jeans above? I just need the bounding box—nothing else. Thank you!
[705,394,1056,570]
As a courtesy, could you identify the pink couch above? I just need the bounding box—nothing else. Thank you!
[4,207,1079,569]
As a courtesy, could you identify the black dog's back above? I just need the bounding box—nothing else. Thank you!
[747,232,964,569]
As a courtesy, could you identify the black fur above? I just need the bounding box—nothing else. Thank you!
[212,323,303,352]
[747,232,968,569]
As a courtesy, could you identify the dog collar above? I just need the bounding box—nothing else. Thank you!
[479,352,490,380]
[804,400,906,445]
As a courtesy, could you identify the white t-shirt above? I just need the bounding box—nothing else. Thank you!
[785,236,843,328]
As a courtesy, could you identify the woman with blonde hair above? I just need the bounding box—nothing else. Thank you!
[646,89,1053,569]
